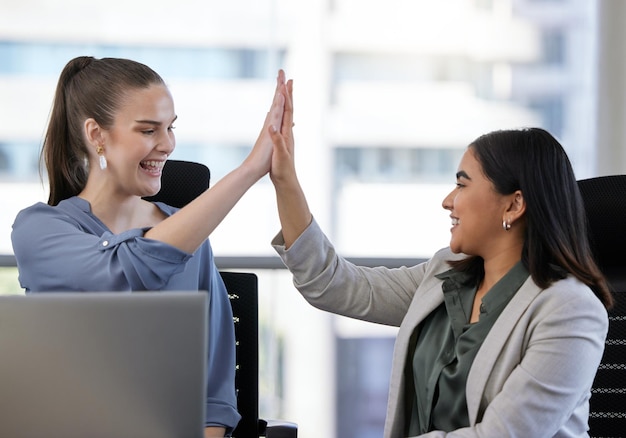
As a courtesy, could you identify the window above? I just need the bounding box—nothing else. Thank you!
[335,147,464,184]
[0,41,286,79]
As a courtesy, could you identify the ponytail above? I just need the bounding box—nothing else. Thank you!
[43,56,93,205]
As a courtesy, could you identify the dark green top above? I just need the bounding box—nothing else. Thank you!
[406,261,529,434]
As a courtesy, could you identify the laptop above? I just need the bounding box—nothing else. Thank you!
[0,291,208,438]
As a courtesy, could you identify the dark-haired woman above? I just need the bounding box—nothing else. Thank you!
[268,78,612,437]
[11,56,289,437]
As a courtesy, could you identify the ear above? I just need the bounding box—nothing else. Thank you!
[84,118,104,149]
[506,190,526,224]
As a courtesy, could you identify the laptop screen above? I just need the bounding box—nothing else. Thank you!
[0,292,208,438]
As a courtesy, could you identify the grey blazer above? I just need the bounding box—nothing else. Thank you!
[272,219,608,438]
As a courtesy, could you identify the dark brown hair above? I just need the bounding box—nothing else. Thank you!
[450,128,613,309]
[42,56,165,205]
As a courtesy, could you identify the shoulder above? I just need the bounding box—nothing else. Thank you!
[15,201,54,216]
[431,247,465,263]
[540,276,606,309]
[424,247,467,273]
[13,198,87,227]
[395,247,467,291]
[14,201,64,226]
[150,201,179,217]
[525,276,608,331]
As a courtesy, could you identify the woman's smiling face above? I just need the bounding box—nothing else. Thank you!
[101,84,177,197]
[441,147,512,257]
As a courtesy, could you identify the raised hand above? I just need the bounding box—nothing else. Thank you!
[268,74,312,248]
[269,74,295,186]
[244,70,287,179]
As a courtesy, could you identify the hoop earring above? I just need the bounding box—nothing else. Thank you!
[96,145,107,170]
[502,219,511,231]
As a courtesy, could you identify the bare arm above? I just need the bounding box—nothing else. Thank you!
[204,426,225,437]
[144,71,287,253]
[269,76,313,248]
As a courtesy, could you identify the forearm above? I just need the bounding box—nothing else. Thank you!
[204,426,225,437]
[146,70,286,254]
[274,176,312,248]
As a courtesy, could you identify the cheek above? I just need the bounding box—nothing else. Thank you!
[452,191,468,212]
[457,194,490,225]
[474,197,505,228]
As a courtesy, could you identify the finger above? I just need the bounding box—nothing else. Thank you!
[261,70,287,126]
[274,70,286,107]
[281,79,294,136]
[268,123,287,152]
[277,69,285,87]
[261,77,287,134]
[268,93,285,133]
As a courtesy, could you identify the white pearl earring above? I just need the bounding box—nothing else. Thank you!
[96,145,107,170]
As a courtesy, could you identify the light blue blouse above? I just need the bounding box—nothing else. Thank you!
[11,196,241,433]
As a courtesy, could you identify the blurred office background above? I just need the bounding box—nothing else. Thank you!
[2,1,626,437]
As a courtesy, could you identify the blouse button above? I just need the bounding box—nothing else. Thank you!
[102,240,109,247]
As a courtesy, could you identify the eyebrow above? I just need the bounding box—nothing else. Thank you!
[135,115,178,125]
[456,170,471,180]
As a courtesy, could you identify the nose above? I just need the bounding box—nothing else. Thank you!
[157,130,175,155]
[442,188,454,211]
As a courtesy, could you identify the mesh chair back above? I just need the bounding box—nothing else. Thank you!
[143,160,210,208]
[578,175,626,437]
[221,271,262,438]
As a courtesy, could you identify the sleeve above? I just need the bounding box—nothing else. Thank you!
[11,202,192,292]
[415,285,609,438]
[202,248,241,433]
[271,218,431,327]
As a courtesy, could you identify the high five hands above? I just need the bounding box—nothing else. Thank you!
[267,70,313,248]
[268,69,295,187]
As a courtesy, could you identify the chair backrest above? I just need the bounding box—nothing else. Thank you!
[146,159,264,437]
[143,160,211,207]
[578,175,626,437]
[220,271,262,437]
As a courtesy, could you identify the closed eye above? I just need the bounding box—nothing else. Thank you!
[136,116,177,135]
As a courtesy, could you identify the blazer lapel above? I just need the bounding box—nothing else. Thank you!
[465,277,542,423]
[385,282,445,438]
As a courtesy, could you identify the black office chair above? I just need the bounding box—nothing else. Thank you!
[145,159,298,438]
[578,175,626,437]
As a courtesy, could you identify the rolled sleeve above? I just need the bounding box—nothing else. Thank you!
[12,200,194,292]
[271,218,339,283]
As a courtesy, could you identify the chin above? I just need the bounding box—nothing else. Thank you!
[144,185,162,197]
[449,242,463,254]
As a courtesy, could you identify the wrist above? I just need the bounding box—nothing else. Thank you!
[237,158,266,186]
